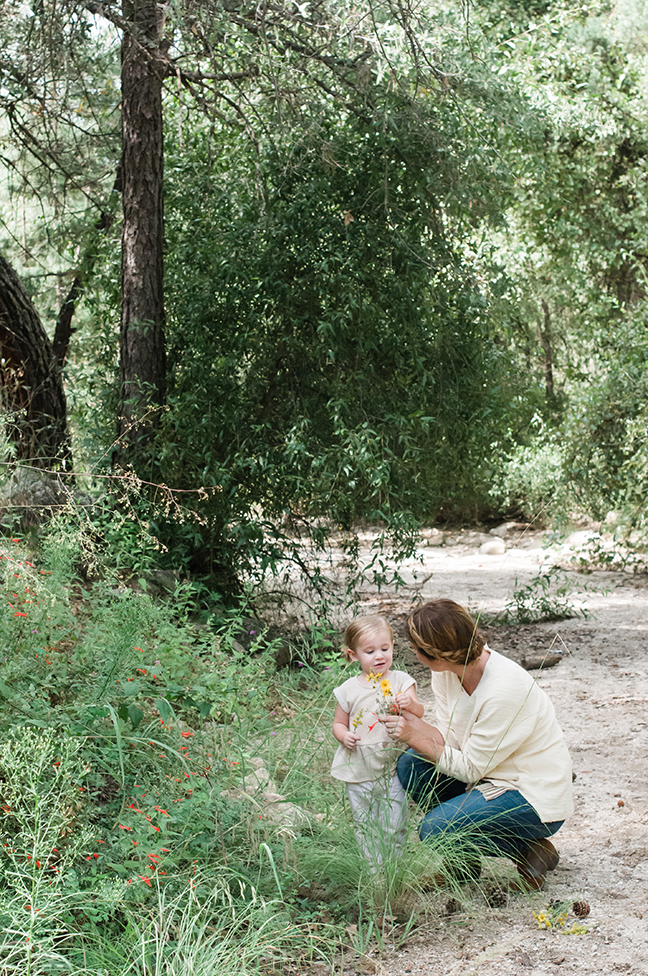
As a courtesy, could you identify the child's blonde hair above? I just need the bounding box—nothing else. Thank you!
[343,615,394,662]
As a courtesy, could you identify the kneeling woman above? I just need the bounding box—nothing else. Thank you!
[381,600,573,889]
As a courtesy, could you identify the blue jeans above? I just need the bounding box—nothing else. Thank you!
[397,749,564,862]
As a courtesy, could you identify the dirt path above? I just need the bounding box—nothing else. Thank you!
[346,524,648,975]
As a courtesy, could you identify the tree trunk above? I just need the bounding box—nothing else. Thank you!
[0,253,72,468]
[118,0,167,461]
[539,299,555,401]
[53,209,116,369]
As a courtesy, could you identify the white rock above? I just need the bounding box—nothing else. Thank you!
[566,531,600,547]
[479,539,506,555]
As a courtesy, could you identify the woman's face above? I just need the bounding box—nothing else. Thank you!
[410,642,451,672]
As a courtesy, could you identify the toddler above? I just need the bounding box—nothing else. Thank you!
[331,614,423,867]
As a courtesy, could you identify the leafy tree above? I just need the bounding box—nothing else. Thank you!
[158,82,525,580]
[3,0,481,470]
[477,0,648,521]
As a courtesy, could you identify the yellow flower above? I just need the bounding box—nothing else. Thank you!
[380,678,392,696]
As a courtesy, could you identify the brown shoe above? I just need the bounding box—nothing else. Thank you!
[514,839,560,890]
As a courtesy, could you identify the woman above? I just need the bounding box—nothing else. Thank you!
[380,599,573,888]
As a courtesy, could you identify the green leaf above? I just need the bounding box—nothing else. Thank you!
[154,698,175,722]
[127,704,144,730]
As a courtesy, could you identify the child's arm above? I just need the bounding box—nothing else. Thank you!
[394,686,424,719]
[333,703,361,750]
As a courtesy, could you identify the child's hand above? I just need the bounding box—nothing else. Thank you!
[341,731,361,750]
[395,691,416,712]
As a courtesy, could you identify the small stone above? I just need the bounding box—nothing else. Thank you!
[479,539,506,555]
[356,957,377,975]
[617,799,625,807]
[518,950,533,968]
[445,897,462,915]
[550,957,566,965]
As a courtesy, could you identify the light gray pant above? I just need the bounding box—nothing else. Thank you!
[347,773,408,868]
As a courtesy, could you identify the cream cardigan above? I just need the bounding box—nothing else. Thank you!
[431,649,574,823]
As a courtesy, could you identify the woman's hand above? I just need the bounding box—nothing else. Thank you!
[379,711,445,761]
[379,709,418,743]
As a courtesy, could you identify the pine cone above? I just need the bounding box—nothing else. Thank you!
[572,901,590,918]
[487,886,508,907]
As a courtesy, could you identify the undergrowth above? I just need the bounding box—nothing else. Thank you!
[0,525,519,974]
[499,567,591,625]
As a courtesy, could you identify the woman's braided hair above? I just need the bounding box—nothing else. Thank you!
[406,599,484,666]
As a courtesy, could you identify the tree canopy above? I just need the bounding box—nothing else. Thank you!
[1,0,648,590]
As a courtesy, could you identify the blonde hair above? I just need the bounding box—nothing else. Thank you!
[343,614,394,662]
[406,599,484,666]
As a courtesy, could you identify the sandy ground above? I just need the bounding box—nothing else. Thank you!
[333,523,648,976]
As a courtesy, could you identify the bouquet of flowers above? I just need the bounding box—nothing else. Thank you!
[367,670,400,715]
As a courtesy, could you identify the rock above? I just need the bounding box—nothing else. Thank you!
[521,652,563,671]
[244,764,272,793]
[143,569,178,594]
[490,521,531,539]
[0,466,96,529]
[420,528,445,547]
[0,467,66,527]
[479,539,506,555]
[566,530,600,548]
[263,797,311,828]
[242,759,311,828]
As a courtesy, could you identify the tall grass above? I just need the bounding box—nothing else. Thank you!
[0,527,517,974]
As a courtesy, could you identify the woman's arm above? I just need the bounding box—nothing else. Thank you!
[380,711,445,760]
[333,702,361,750]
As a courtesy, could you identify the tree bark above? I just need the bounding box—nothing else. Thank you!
[539,299,555,401]
[118,0,167,459]
[0,253,72,468]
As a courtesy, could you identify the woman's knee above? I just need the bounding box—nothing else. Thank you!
[396,749,418,790]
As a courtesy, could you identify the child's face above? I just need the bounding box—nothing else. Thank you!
[349,627,394,678]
